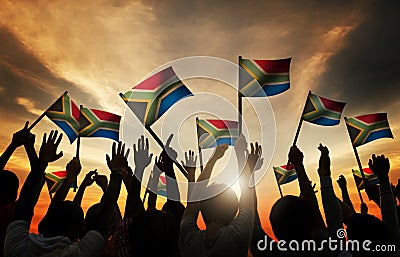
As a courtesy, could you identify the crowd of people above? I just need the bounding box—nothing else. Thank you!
[0,122,399,257]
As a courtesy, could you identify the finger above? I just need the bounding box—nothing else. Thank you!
[49,130,54,142]
[185,151,188,162]
[166,134,174,147]
[250,143,254,154]
[117,141,122,155]
[112,142,116,157]
[145,137,149,150]
[140,135,145,150]
[24,121,29,130]
[52,130,58,143]
[55,133,63,146]
[133,144,137,153]
[125,148,130,159]
[149,153,153,160]
[372,154,376,161]
[121,143,125,155]
[106,154,110,164]
[42,133,47,145]
[56,151,63,160]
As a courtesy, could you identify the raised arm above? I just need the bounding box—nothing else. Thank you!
[89,141,128,239]
[52,157,81,202]
[146,156,163,210]
[162,134,180,202]
[288,145,326,234]
[369,154,400,243]
[73,170,97,206]
[317,144,343,237]
[181,150,197,201]
[0,122,31,170]
[337,175,355,212]
[11,130,63,224]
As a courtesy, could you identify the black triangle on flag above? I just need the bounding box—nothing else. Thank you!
[303,98,316,115]
[48,97,64,112]
[79,110,92,131]
[347,124,361,144]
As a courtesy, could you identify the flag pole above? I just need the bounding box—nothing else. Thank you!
[72,105,83,193]
[344,117,365,203]
[118,93,188,179]
[196,117,204,172]
[28,91,68,130]
[277,183,284,198]
[146,125,188,179]
[238,56,243,135]
[286,91,310,169]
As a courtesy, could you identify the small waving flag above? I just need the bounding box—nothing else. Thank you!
[158,173,167,198]
[302,92,346,126]
[197,119,239,149]
[45,171,75,194]
[79,107,121,141]
[345,113,393,147]
[352,168,379,190]
[273,164,298,185]
[45,92,80,143]
[121,67,193,127]
[239,58,291,97]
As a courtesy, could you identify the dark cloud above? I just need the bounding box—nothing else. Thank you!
[317,1,400,114]
[0,27,97,122]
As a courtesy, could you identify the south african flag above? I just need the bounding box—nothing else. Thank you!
[239,58,291,97]
[45,171,75,193]
[345,113,394,147]
[352,168,379,190]
[158,173,167,198]
[45,92,80,143]
[121,67,193,127]
[79,107,121,141]
[273,164,297,185]
[302,92,346,126]
[197,119,239,149]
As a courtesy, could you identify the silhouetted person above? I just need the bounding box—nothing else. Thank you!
[180,135,259,257]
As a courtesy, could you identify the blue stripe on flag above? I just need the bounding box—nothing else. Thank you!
[215,137,237,146]
[52,120,78,143]
[364,129,393,145]
[263,82,290,96]
[90,130,119,141]
[158,86,192,118]
[308,117,340,126]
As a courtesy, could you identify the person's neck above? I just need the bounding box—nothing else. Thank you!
[205,222,224,238]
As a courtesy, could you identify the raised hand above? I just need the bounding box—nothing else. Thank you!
[11,121,33,148]
[368,154,390,183]
[234,134,248,164]
[66,157,82,179]
[106,141,130,174]
[337,175,347,190]
[164,134,178,161]
[133,135,152,169]
[181,150,197,183]
[317,143,330,177]
[81,169,98,188]
[95,174,108,192]
[247,142,262,172]
[288,145,303,165]
[212,144,229,161]
[39,130,63,163]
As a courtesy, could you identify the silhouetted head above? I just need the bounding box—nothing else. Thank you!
[38,200,84,241]
[129,209,173,257]
[84,203,100,234]
[270,195,314,240]
[0,170,19,206]
[200,184,238,227]
[162,201,185,227]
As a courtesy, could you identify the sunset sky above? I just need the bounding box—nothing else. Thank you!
[1,0,399,235]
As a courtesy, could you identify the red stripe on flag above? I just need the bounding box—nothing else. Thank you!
[319,96,346,113]
[253,58,291,73]
[71,100,80,121]
[132,67,176,90]
[362,168,374,175]
[355,113,388,124]
[159,174,166,185]
[279,164,294,170]
[91,109,121,122]
[51,171,67,178]
[207,119,238,130]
